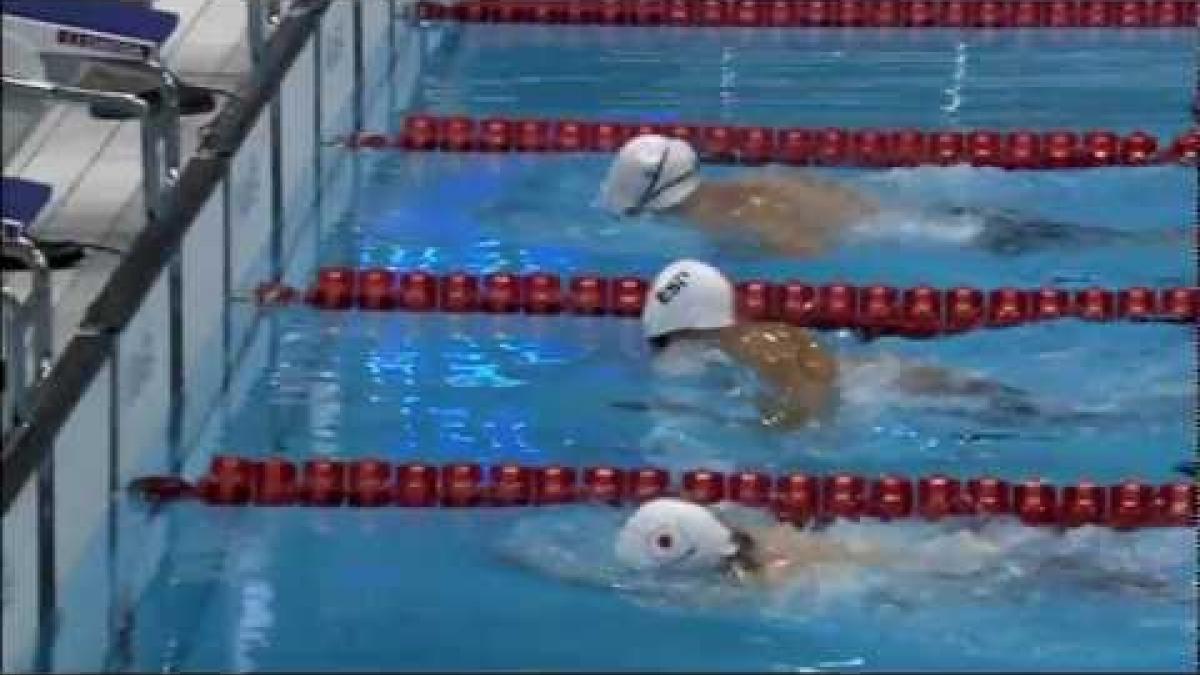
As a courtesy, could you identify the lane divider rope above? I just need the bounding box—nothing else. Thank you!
[129,456,1196,530]
[340,117,1200,170]
[253,271,1199,338]
[412,0,1199,29]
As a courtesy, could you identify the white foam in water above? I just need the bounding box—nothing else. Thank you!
[844,208,986,246]
[834,353,912,413]
[651,339,737,379]
[853,164,1033,209]
[630,339,779,471]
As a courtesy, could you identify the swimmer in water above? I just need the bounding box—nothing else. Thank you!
[615,497,882,587]
[614,498,1181,597]
[597,134,1181,257]
[622,259,1062,431]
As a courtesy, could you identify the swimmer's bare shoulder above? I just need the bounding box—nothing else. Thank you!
[717,323,839,429]
[676,174,874,256]
[759,171,879,212]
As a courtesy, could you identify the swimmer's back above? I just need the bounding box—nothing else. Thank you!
[717,322,839,429]
[675,174,878,256]
[731,523,887,586]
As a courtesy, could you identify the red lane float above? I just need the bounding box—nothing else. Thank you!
[533,466,577,504]
[918,475,966,519]
[257,457,299,505]
[870,475,915,520]
[130,456,1197,531]
[257,273,1200,333]
[354,118,1200,169]
[582,466,626,504]
[396,463,439,506]
[413,0,1198,27]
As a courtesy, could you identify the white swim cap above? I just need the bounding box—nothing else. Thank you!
[615,498,737,572]
[642,259,735,339]
[599,134,700,216]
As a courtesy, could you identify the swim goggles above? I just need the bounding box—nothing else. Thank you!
[624,144,696,216]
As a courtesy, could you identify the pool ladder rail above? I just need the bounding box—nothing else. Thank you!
[1,229,53,439]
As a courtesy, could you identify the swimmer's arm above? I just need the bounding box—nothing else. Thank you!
[720,325,839,430]
[754,176,877,255]
[753,394,822,431]
[679,181,849,257]
[885,361,1036,410]
[889,363,1008,396]
[1033,550,1178,598]
[760,173,880,212]
[749,230,829,258]
[886,360,1126,427]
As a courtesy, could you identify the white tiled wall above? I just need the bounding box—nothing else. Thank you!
[116,273,172,486]
[282,200,320,290]
[1,481,40,673]
[319,0,358,187]
[227,114,275,354]
[10,3,423,669]
[53,363,112,590]
[394,16,424,114]
[362,0,394,91]
[180,187,228,447]
[364,45,397,133]
[279,40,318,242]
[48,363,114,671]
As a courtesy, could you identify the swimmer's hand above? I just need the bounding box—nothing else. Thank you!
[936,205,1189,255]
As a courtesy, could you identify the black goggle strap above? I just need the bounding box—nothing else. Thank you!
[625,145,696,216]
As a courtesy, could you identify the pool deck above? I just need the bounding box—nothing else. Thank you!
[3,0,251,356]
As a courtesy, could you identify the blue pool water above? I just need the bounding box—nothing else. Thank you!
[112,26,1195,672]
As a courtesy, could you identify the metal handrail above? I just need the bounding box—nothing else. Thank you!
[0,74,159,422]
[248,0,327,64]
[2,286,25,433]
[0,76,148,116]
[139,62,183,218]
[1,71,180,221]
[0,230,53,426]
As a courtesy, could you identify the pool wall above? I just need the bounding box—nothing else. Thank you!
[1,2,421,670]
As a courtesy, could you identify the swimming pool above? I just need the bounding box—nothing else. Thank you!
[59,18,1197,673]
